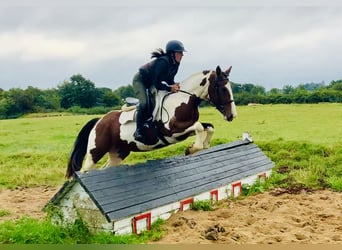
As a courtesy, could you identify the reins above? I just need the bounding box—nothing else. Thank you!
[159,89,195,124]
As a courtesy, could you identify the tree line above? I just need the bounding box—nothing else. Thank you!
[232,80,342,105]
[0,74,341,119]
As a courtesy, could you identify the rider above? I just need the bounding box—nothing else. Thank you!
[132,40,186,144]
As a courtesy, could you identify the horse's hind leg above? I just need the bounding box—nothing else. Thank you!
[82,144,109,172]
[102,152,123,168]
[202,123,214,149]
[81,153,96,172]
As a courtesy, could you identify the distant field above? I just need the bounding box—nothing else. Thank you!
[0,103,341,189]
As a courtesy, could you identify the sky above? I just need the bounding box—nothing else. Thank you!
[1,0,341,91]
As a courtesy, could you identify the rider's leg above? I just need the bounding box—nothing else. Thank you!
[132,73,148,141]
[135,104,147,139]
[144,89,155,126]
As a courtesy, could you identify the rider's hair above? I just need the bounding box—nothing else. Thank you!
[151,48,166,59]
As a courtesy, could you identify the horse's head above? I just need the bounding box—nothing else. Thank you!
[207,66,237,121]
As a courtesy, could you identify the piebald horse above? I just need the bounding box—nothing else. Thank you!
[66,66,237,178]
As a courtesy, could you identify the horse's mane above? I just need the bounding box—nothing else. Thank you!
[179,70,210,93]
[151,48,166,59]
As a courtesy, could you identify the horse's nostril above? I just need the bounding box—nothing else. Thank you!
[227,115,234,121]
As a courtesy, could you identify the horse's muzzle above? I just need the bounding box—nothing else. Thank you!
[225,114,234,122]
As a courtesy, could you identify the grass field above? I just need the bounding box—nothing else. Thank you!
[0,103,341,190]
[0,103,342,244]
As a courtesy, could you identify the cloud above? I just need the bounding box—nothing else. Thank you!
[0,31,86,61]
[0,2,341,90]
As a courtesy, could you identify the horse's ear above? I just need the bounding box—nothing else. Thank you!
[225,66,232,76]
[216,65,222,75]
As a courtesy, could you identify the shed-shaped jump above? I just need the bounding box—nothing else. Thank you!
[45,139,274,235]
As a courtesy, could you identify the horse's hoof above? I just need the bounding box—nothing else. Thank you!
[185,146,202,155]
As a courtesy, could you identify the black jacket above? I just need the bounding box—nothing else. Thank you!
[139,55,179,92]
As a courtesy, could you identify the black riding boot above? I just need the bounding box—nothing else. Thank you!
[134,106,147,143]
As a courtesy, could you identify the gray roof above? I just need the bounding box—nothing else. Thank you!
[49,140,274,222]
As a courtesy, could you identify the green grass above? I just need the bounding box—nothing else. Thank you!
[0,217,164,244]
[0,210,10,217]
[191,200,213,211]
[0,115,99,189]
[0,103,342,243]
[0,103,341,189]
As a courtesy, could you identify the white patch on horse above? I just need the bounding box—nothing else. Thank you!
[119,110,136,124]
[81,121,99,172]
[226,83,237,118]
[120,122,136,141]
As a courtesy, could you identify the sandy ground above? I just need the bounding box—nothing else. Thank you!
[155,189,342,244]
[0,186,60,222]
[0,186,341,244]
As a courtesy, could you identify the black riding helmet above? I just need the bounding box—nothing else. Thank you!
[165,40,187,53]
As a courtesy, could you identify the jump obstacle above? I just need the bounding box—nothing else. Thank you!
[45,139,274,235]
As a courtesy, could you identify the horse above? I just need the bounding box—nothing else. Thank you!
[66,65,237,178]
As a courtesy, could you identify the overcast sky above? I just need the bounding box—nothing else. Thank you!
[1,0,341,91]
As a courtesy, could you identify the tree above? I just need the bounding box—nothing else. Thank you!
[58,74,98,108]
[250,85,266,95]
[282,85,295,95]
[1,88,26,117]
[114,85,136,100]
[97,87,121,107]
[268,88,281,95]
[330,80,342,91]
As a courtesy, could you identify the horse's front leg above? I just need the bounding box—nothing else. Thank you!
[184,122,215,155]
[184,121,206,155]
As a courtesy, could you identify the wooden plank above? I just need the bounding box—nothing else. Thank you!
[88,154,271,210]
[106,162,273,220]
[89,149,265,203]
[77,141,255,185]
[78,145,261,194]
[101,158,272,210]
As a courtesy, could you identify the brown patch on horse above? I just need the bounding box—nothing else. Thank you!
[90,111,133,163]
[202,70,210,75]
[167,95,201,134]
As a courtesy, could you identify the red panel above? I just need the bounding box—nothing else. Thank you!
[232,182,242,197]
[180,198,194,211]
[132,212,151,234]
[210,189,218,204]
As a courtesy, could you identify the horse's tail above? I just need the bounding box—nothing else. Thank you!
[66,118,100,178]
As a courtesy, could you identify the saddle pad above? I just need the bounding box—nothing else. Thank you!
[119,109,136,125]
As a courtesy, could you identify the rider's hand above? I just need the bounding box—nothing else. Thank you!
[171,83,180,93]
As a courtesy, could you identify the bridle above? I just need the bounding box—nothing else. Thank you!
[210,73,234,113]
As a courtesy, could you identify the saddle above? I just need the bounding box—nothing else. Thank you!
[118,91,168,125]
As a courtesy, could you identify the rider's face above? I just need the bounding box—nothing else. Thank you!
[175,52,183,63]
